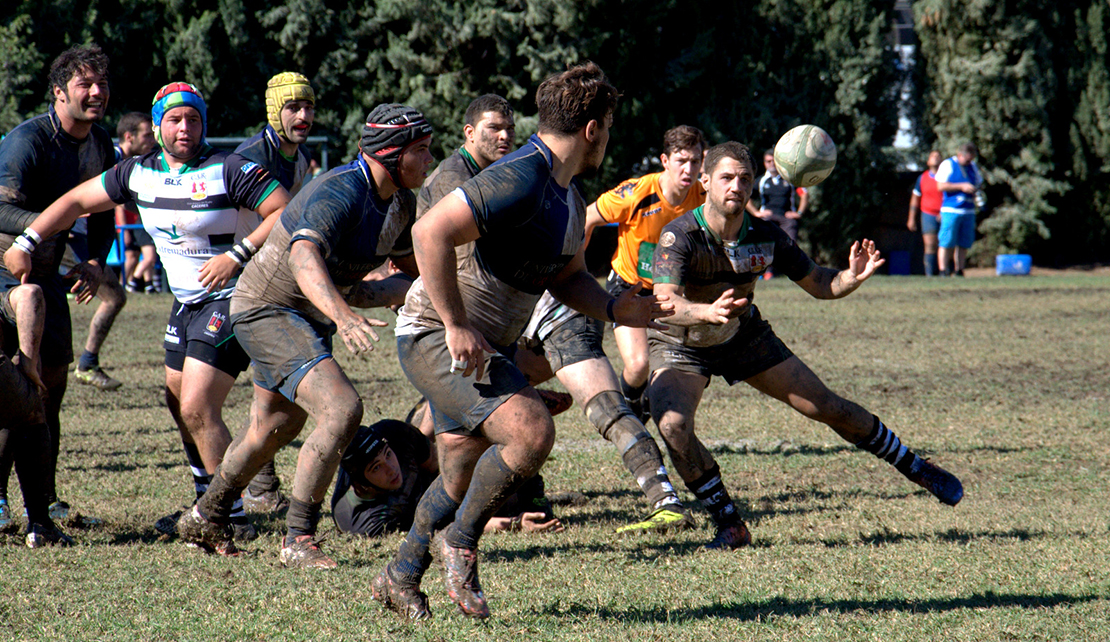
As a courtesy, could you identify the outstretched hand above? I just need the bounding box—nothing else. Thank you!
[703,288,750,325]
[845,239,884,283]
[612,282,674,330]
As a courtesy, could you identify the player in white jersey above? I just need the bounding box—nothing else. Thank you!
[5,82,290,551]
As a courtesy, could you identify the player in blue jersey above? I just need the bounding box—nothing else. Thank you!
[0,44,117,527]
[647,142,964,551]
[173,104,433,567]
[935,142,982,276]
[5,82,291,551]
[372,62,671,621]
[233,72,318,514]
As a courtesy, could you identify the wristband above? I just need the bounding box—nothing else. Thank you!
[239,238,258,255]
[606,298,616,322]
[22,229,42,244]
[224,250,245,267]
[13,235,37,255]
[229,244,252,264]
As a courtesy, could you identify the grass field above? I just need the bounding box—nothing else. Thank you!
[1,273,1108,641]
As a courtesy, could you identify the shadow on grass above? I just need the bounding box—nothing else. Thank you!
[536,591,1105,623]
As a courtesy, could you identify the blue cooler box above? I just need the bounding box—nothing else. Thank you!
[996,254,1031,276]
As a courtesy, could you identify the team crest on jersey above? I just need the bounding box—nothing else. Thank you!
[613,183,635,198]
[748,248,769,272]
[659,231,676,248]
[206,311,226,333]
[191,180,207,201]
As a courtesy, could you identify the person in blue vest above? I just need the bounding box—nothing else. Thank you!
[934,143,982,277]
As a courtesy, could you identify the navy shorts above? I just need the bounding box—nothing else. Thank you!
[397,328,528,436]
[649,306,794,385]
[231,304,334,403]
[164,298,250,377]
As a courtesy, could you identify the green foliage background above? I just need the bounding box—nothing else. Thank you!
[3,0,1109,264]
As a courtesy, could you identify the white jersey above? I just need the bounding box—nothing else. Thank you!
[101,146,280,303]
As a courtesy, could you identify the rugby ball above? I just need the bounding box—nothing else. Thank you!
[773,125,837,188]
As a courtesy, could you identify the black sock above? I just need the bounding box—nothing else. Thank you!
[620,436,680,511]
[195,467,245,523]
[392,476,460,584]
[246,459,281,495]
[445,445,527,551]
[688,464,739,526]
[855,415,919,476]
[285,499,321,541]
[12,423,52,526]
[620,375,648,419]
[182,441,210,500]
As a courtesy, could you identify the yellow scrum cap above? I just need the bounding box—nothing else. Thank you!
[265,72,315,141]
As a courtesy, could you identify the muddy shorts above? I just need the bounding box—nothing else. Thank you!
[397,328,528,436]
[649,306,794,385]
[164,298,250,377]
[538,312,606,372]
[231,304,334,402]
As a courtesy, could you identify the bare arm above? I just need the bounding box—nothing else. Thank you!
[652,282,748,327]
[794,239,885,300]
[582,202,607,248]
[412,192,492,378]
[548,247,673,329]
[345,272,415,309]
[935,180,976,194]
[4,177,116,284]
[288,239,387,355]
[907,193,921,231]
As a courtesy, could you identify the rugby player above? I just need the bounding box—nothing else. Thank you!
[647,142,964,550]
[0,282,72,546]
[372,62,670,621]
[233,71,318,513]
[582,125,707,422]
[333,420,561,538]
[0,44,117,523]
[173,104,432,567]
[5,82,291,547]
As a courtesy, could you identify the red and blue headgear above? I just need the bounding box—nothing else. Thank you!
[360,103,433,186]
[151,82,207,148]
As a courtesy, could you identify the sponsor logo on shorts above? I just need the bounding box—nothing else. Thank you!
[206,311,226,334]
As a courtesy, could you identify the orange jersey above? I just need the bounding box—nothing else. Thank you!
[595,172,706,286]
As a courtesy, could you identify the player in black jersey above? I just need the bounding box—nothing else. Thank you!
[648,142,963,551]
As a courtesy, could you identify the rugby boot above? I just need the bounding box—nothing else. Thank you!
[241,487,290,514]
[536,388,574,417]
[372,565,432,621]
[904,458,964,506]
[154,510,183,537]
[437,535,489,619]
[704,519,752,551]
[74,366,122,391]
[25,522,74,548]
[615,505,696,535]
[176,506,239,556]
[230,515,258,542]
[280,534,337,569]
